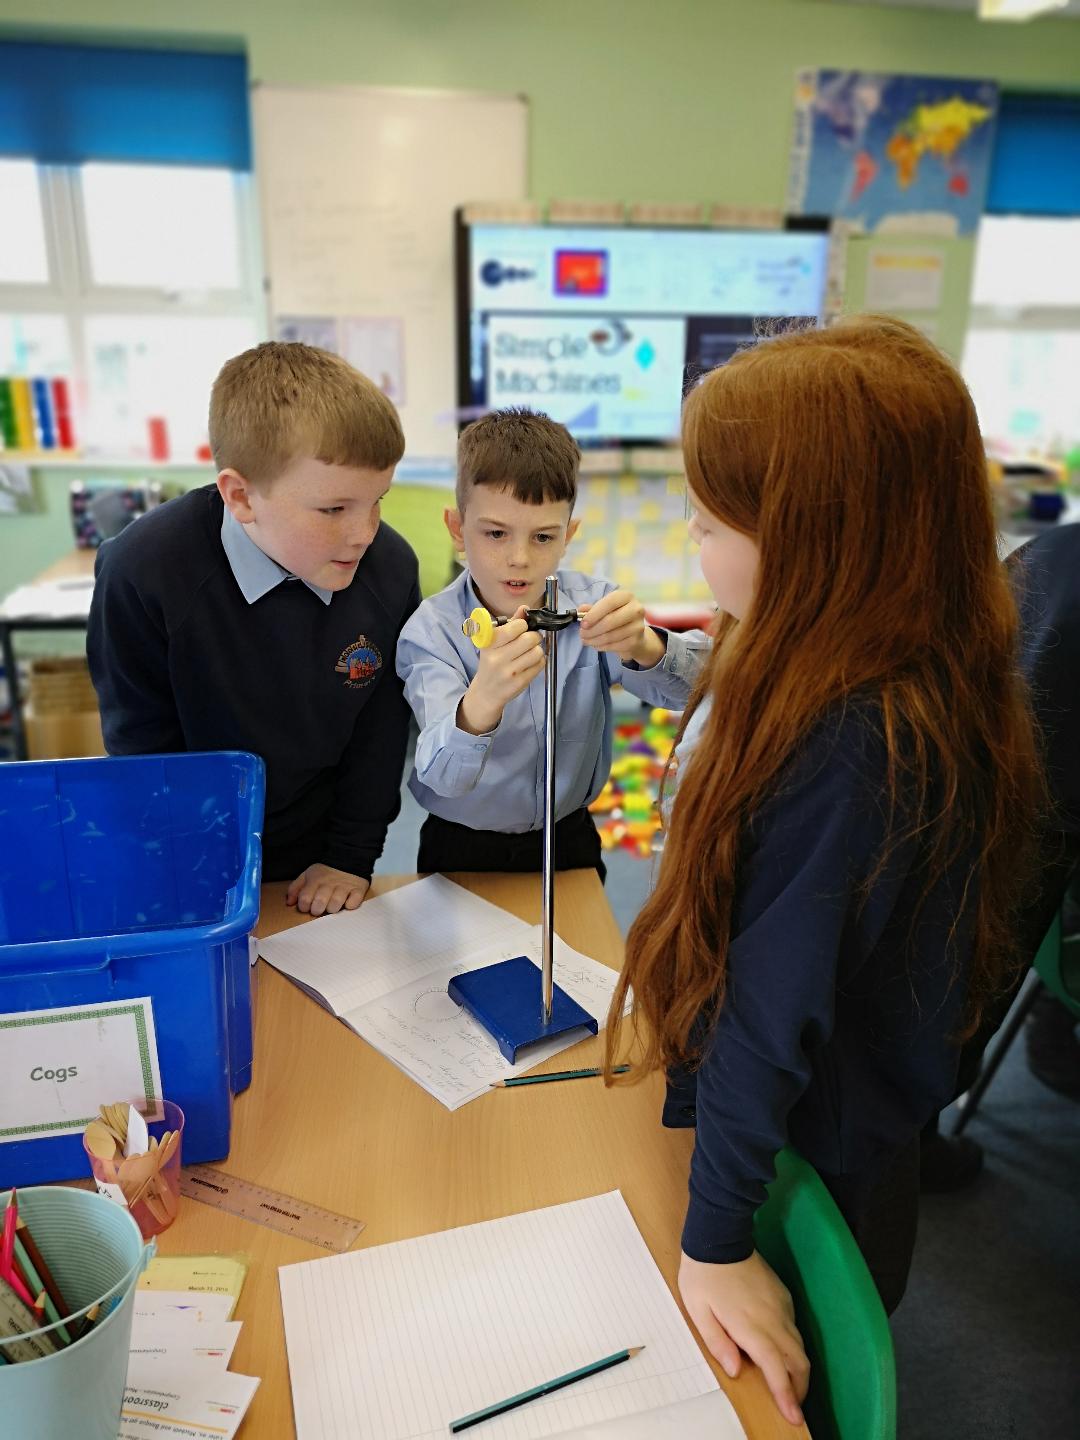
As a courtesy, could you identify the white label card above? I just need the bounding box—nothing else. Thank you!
[0,996,162,1143]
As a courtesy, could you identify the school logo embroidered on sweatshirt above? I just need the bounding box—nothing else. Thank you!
[334,635,382,689]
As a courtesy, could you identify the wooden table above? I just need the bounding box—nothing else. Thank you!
[154,870,808,1439]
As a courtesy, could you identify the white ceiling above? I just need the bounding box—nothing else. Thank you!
[826,0,1080,17]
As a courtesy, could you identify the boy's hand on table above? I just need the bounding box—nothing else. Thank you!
[678,1250,809,1429]
[578,591,666,667]
[457,609,544,735]
[286,865,370,917]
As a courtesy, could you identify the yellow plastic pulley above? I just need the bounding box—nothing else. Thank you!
[461,606,497,649]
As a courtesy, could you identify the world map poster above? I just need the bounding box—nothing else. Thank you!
[788,70,999,236]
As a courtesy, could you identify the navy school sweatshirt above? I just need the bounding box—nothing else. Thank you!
[87,484,421,882]
[666,703,974,1264]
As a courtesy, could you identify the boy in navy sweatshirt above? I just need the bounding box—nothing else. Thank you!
[88,342,420,916]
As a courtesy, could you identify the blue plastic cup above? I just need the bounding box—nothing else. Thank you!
[0,1185,152,1440]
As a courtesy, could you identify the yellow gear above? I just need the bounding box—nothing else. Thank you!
[461,606,497,649]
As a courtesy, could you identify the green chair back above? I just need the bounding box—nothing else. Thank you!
[1033,911,1080,1015]
[753,1148,897,1440]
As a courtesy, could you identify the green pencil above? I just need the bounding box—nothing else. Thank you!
[490,1064,630,1089]
[449,1346,644,1433]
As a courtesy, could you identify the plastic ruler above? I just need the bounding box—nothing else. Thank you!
[178,1165,364,1252]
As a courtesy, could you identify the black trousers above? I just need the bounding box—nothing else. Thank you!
[418,807,606,881]
[953,831,1080,1097]
[819,1138,922,1316]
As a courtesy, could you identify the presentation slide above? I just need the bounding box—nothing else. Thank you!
[463,224,829,443]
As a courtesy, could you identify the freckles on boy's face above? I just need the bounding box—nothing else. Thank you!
[243,457,396,590]
[452,488,577,614]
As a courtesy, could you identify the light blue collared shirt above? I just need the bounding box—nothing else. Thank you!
[219,508,333,605]
[396,568,710,833]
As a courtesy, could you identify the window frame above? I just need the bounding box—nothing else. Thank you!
[0,161,266,444]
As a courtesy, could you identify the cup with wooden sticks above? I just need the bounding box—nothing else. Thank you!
[81,1100,185,1240]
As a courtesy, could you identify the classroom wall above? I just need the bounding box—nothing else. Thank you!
[3,0,1079,204]
[2,0,1079,593]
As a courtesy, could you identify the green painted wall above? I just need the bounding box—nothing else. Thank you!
[2,0,1078,597]
[2,0,1079,206]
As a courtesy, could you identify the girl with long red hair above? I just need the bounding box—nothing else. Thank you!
[606,316,1040,1426]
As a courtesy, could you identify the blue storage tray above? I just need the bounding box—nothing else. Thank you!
[0,751,264,1185]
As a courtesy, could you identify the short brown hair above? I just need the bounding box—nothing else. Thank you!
[209,342,404,485]
[456,408,580,512]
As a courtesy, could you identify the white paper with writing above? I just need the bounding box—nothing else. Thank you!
[345,928,629,1110]
[132,1291,237,1325]
[128,1315,242,1370]
[120,1357,259,1439]
[0,996,161,1143]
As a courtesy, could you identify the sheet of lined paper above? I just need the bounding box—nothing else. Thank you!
[279,1191,719,1440]
[258,874,537,1017]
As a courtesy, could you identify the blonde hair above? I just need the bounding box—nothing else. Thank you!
[209,342,404,486]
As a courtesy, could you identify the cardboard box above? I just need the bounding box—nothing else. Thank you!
[25,656,104,758]
[25,702,105,760]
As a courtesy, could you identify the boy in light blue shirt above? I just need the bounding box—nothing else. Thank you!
[396,408,709,876]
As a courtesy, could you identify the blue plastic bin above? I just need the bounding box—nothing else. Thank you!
[0,751,264,1185]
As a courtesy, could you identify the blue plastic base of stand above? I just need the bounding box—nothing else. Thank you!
[448,954,598,1065]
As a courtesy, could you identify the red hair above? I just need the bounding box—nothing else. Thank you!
[606,316,1039,1076]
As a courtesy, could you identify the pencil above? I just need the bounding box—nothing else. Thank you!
[16,1215,72,1326]
[13,1234,73,1345]
[448,1346,644,1433]
[490,1064,631,1088]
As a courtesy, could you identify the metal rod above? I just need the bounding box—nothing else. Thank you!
[541,574,558,1025]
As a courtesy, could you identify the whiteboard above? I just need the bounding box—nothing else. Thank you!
[252,83,527,462]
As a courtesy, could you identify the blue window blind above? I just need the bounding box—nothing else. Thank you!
[0,42,251,170]
[986,93,1080,217]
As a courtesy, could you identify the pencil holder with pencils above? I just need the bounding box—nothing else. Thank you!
[0,1186,151,1440]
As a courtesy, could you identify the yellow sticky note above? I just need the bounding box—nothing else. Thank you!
[615,564,636,588]
[661,581,680,600]
[138,1254,248,1317]
[640,502,662,523]
[584,506,606,527]
[615,521,636,558]
[617,476,640,497]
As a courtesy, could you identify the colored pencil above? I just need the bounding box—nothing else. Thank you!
[449,1347,644,1433]
[15,1216,72,1326]
[13,1232,73,1345]
[490,1064,630,1088]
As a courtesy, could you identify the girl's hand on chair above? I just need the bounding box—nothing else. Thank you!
[678,1249,809,1427]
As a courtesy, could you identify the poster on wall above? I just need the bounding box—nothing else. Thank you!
[788,70,999,236]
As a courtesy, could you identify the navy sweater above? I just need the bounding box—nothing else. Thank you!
[1013,525,1080,836]
[667,704,973,1264]
[87,485,421,882]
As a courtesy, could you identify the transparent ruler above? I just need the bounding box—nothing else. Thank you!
[178,1165,364,1252]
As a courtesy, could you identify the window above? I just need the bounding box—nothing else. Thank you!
[0,40,259,462]
[963,216,1080,451]
[0,161,263,460]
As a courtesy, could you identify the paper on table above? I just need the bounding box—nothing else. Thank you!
[279,1190,717,1440]
[257,874,538,1017]
[137,1253,247,1311]
[347,927,628,1110]
[128,1315,242,1370]
[120,1357,259,1438]
[546,1391,746,1439]
[0,577,94,621]
[133,1290,237,1325]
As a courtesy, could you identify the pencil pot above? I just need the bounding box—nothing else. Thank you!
[0,1185,151,1440]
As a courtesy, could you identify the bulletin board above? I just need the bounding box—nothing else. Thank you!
[565,472,713,607]
[252,83,528,463]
